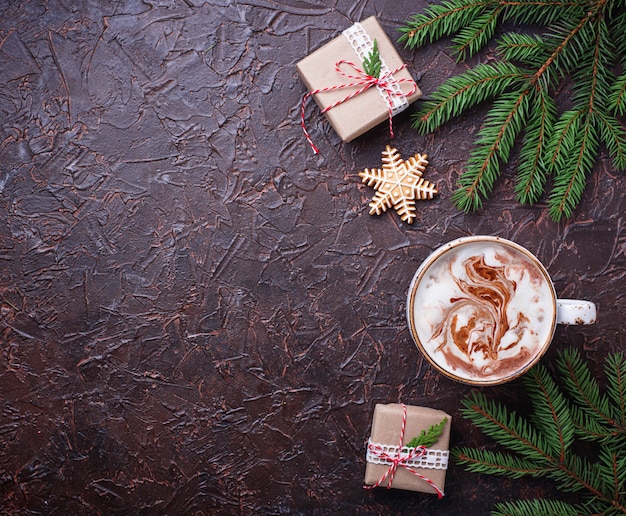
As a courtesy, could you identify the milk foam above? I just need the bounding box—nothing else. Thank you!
[411,241,555,382]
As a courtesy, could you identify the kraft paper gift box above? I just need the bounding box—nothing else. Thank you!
[297,16,422,144]
[364,403,451,495]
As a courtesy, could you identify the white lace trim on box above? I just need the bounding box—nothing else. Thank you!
[342,22,409,115]
[366,439,449,470]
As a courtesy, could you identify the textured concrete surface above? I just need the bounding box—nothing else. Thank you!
[0,1,624,514]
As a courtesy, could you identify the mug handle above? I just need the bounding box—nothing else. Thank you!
[556,299,597,325]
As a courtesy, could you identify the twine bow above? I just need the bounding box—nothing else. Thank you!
[301,60,417,154]
[364,403,444,498]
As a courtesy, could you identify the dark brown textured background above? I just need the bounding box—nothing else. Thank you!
[0,1,623,514]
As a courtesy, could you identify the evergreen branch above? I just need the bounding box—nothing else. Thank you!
[567,402,620,443]
[551,453,626,515]
[598,447,626,501]
[460,391,555,460]
[596,111,626,170]
[491,498,587,516]
[609,73,626,116]
[524,365,575,460]
[611,10,626,62]
[515,85,556,204]
[455,350,626,514]
[362,39,381,78]
[502,0,587,25]
[548,112,598,221]
[530,14,594,87]
[412,62,527,134]
[544,15,604,219]
[497,32,545,65]
[399,0,496,49]
[557,349,626,445]
[544,109,582,173]
[406,417,447,448]
[557,348,616,427]
[400,0,626,220]
[548,453,604,494]
[453,448,549,478]
[451,8,502,61]
[605,353,626,429]
[453,88,531,212]
[570,14,613,114]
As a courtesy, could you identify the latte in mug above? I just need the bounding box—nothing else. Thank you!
[407,236,596,385]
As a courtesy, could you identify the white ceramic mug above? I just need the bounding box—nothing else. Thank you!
[406,236,596,386]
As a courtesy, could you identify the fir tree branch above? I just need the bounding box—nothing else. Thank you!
[497,32,545,65]
[569,14,613,118]
[524,365,574,461]
[612,10,626,56]
[406,417,447,448]
[550,454,626,513]
[362,39,381,78]
[515,85,556,204]
[548,453,604,494]
[399,0,626,220]
[398,0,497,48]
[453,88,531,212]
[453,448,548,478]
[413,62,527,134]
[400,0,588,49]
[567,403,620,443]
[451,7,502,61]
[456,350,626,514]
[548,112,598,220]
[460,391,555,460]
[491,498,587,516]
[503,0,586,26]
[544,109,582,173]
[530,13,594,88]
[609,74,626,116]
[596,111,626,170]
[605,353,626,429]
[557,350,626,447]
[598,447,626,502]
[557,349,616,430]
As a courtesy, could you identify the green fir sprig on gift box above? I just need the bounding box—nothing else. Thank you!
[453,349,626,515]
[407,417,448,448]
[398,0,626,221]
[363,39,382,78]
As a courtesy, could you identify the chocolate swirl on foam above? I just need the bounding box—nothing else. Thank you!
[431,253,531,378]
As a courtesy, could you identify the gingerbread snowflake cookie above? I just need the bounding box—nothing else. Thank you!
[358,145,438,224]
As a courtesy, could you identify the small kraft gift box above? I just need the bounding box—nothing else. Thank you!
[364,403,451,496]
[297,16,422,151]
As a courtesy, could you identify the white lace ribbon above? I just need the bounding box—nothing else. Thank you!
[366,439,449,470]
[343,22,409,115]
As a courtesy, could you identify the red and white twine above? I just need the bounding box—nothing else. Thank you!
[300,60,417,154]
[364,403,445,498]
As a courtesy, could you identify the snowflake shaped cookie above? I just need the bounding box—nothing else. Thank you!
[358,145,438,224]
